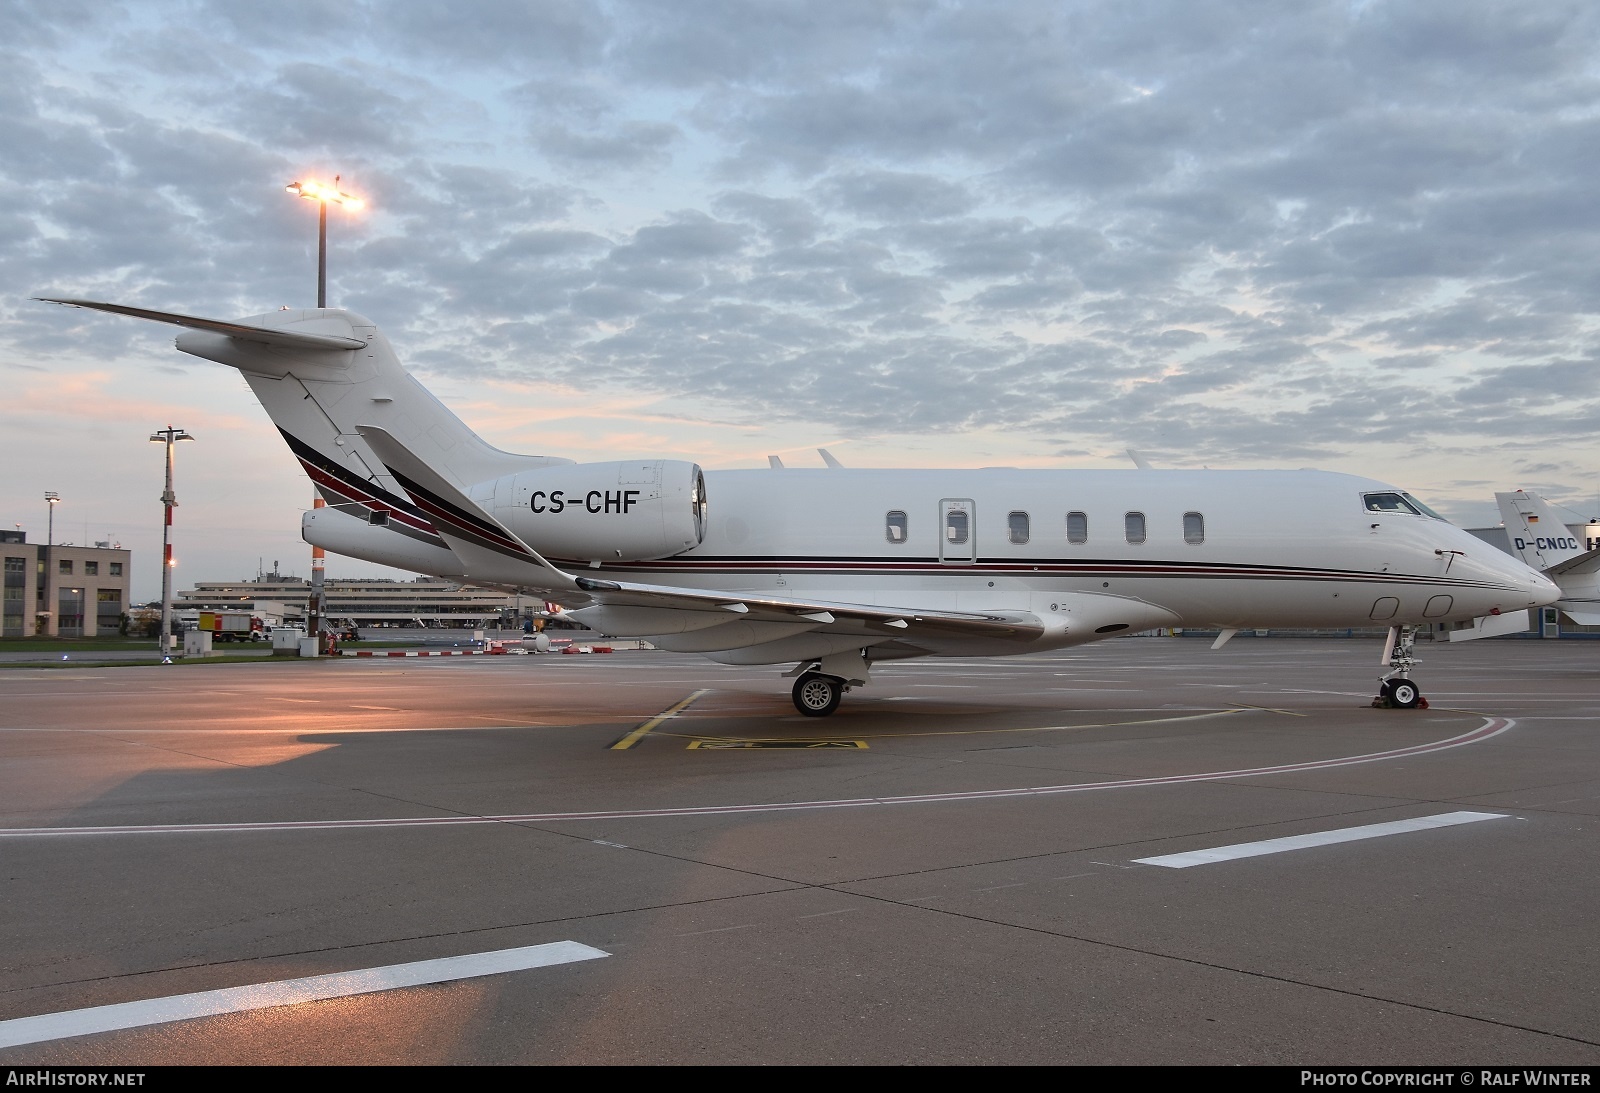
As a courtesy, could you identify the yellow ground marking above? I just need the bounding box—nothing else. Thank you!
[610,689,712,751]
[1229,702,1307,717]
[668,707,1256,747]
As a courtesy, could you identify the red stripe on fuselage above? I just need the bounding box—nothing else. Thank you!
[297,458,438,535]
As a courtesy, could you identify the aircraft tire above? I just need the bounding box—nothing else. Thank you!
[1386,678,1422,709]
[793,672,843,717]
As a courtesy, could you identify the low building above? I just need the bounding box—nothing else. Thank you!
[175,572,542,629]
[1,530,133,638]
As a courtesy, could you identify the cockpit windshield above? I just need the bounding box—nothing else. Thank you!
[1401,492,1449,521]
[1362,491,1451,523]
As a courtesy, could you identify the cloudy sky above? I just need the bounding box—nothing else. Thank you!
[5,0,1600,599]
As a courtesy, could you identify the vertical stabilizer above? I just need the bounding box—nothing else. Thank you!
[1494,491,1585,571]
[37,298,575,577]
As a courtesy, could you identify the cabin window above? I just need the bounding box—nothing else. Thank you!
[1183,512,1205,545]
[368,509,390,527]
[1008,511,1029,545]
[886,511,908,543]
[1124,512,1146,545]
[1066,511,1088,544]
[945,508,969,544]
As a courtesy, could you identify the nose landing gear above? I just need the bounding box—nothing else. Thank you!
[1372,625,1429,709]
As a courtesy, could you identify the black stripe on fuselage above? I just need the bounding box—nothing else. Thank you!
[383,467,533,559]
[278,428,433,525]
[572,555,1515,590]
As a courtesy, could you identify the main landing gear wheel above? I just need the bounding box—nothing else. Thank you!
[793,672,843,717]
[1379,678,1425,710]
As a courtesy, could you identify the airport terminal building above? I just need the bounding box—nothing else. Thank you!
[175,573,540,629]
[1,530,132,638]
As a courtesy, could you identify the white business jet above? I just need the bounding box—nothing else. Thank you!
[40,299,1558,715]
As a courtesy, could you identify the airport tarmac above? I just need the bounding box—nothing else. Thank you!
[0,637,1596,1065]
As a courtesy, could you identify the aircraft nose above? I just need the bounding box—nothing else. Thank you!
[1473,540,1558,607]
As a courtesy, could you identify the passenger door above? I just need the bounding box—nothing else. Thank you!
[940,499,975,564]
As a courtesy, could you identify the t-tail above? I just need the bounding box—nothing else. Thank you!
[1494,489,1600,624]
[36,300,578,579]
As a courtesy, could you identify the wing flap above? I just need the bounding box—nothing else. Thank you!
[36,298,368,351]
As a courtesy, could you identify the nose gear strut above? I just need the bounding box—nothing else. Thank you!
[1372,624,1429,709]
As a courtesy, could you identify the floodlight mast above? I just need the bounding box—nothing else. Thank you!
[283,176,361,652]
[43,492,60,637]
[283,175,363,309]
[149,427,194,657]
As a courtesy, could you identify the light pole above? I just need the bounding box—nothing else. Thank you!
[284,175,363,308]
[284,176,361,653]
[149,427,194,657]
[43,492,59,637]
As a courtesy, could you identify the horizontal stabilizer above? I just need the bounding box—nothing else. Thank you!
[35,298,367,351]
[1548,546,1600,577]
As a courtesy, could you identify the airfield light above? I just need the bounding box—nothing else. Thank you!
[149,427,194,658]
[284,174,363,308]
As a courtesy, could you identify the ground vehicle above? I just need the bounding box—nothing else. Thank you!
[197,612,265,642]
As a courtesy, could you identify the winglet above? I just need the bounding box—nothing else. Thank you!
[818,448,844,468]
[356,425,576,591]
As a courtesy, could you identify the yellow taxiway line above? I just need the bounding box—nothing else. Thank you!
[610,689,712,750]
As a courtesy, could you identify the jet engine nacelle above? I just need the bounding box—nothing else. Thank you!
[490,460,706,562]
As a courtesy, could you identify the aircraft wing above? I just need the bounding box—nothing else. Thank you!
[568,575,1045,642]
[35,298,368,351]
[356,423,1043,644]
